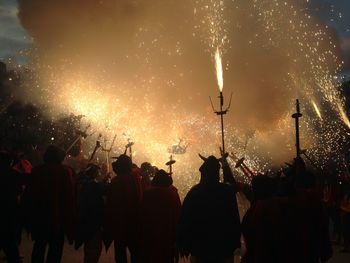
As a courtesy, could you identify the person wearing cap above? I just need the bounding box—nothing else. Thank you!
[23,145,76,263]
[75,164,105,263]
[139,169,181,263]
[104,154,142,263]
[177,155,241,263]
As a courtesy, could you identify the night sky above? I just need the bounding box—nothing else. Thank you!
[0,0,349,71]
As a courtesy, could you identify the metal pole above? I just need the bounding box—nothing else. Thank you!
[220,91,225,154]
[292,99,302,159]
[129,146,132,162]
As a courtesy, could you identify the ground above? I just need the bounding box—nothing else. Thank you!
[1,235,349,263]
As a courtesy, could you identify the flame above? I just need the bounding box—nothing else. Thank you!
[215,47,224,92]
[311,100,322,121]
[337,102,350,130]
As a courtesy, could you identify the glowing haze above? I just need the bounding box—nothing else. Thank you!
[17,0,349,193]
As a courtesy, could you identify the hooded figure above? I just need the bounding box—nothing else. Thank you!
[139,169,181,263]
[104,154,142,263]
[23,145,76,263]
[177,155,241,263]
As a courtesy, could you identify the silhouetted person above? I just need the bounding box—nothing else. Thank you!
[75,164,105,263]
[105,154,142,263]
[23,145,76,263]
[293,158,332,262]
[140,162,154,192]
[139,169,181,263]
[243,159,332,263]
[340,193,350,252]
[241,175,276,263]
[0,152,21,263]
[177,155,241,263]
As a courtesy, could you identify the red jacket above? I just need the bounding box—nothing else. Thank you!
[24,163,76,241]
[242,190,332,263]
[104,172,142,248]
[139,185,181,262]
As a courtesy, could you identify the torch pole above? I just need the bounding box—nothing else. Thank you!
[219,91,226,154]
[292,99,302,159]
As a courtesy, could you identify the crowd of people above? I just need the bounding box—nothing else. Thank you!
[1,144,350,263]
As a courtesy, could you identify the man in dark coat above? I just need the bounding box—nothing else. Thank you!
[23,145,76,263]
[75,164,105,263]
[0,152,21,263]
[139,169,181,263]
[177,155,241,263]
[105,154,142,263]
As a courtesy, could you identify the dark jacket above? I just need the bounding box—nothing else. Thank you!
[75,180,105,249]
[177,181,241,261]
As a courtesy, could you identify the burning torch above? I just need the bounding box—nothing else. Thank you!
[210,48,232,154]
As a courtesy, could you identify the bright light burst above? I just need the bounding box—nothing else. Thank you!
[215,47,224,92]
[21,0,350,195]
[338,103,350,130]
[311,100,323,121]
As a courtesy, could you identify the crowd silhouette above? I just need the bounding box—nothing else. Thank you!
[1,144,350,263]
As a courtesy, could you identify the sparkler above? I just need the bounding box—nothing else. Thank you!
[65,124,91,154]
[124,138,135,162]
[311,100,322,121]
[337,103,350,130]
[210,48,232,154]
[89,134,102,162]
[101,134,117,173]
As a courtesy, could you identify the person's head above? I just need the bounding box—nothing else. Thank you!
[140,162,154,177]
[199,155,221,184]
[84,163,100,180]
[251,175,276,201]
[43,145,65,164]
[152,169,173,187]
[112,154,132,175]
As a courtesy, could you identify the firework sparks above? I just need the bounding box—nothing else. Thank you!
[337,103,350,130]
[215,47,224,92]
[16,0,350,195]
[311,100,323,121]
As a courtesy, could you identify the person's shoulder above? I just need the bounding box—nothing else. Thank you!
[187,183,201,194]
[213,182,236,196]
[183,184,203,201]
[220,182,235,191]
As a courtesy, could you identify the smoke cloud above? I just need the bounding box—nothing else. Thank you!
[17,0,342,167]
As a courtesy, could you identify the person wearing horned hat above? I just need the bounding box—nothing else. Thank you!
[177,155,241,263]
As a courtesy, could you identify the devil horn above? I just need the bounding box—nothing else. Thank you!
[198,153,207,161]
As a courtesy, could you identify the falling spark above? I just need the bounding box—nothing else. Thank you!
[337,103,350,130]
[215,47,224,92]
[311,100,322,121]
